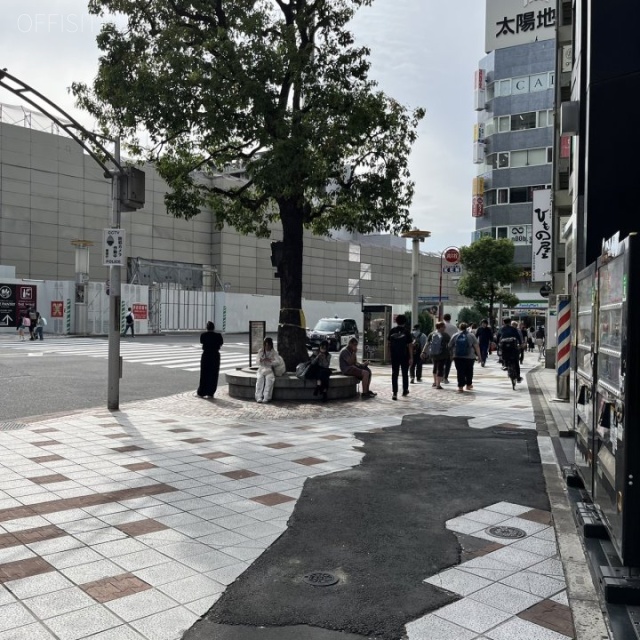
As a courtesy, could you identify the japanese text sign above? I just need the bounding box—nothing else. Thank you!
[532,189,553,283]
[486,0,556,53]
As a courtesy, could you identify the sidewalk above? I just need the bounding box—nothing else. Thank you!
[0,353,609,640]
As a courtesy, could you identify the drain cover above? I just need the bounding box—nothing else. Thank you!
[492,429,526,436]
[0,422,29,431]
[303,572,339,587]
[486,525,527,539]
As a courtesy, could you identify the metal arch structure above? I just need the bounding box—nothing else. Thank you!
[0,68,145,411]
[0,69,122,177]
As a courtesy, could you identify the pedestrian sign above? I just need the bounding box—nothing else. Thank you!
[103,229,126,266]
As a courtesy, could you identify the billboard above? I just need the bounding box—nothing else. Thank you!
[485,0,556,53]
[532,189,552,282]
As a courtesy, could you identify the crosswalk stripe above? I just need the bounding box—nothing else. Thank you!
[1,338,252,374]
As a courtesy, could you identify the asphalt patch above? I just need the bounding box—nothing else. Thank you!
[185,415,549,640]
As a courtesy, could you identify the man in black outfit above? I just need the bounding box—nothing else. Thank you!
[387,314,413,401]
[476,319,493,367]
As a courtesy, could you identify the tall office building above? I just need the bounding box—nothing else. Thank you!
[472,0,557,314]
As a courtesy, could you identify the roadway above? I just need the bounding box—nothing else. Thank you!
[0,333,265,422]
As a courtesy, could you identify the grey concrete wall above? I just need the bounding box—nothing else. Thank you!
[0,121,467,311]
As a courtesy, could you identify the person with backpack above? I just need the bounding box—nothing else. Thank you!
[34,312,47,340]
[410,324,427,383]
[448,322,481,393]
[123,307,135,337]
[423,321,450,389]
[387,314,413,400]
[499,318,524,386]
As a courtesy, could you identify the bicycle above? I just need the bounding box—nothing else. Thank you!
[500,338,521,390]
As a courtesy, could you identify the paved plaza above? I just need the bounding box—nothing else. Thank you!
[0,350,607,640]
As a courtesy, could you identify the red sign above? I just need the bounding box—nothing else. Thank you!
[472,195,484,218]
[444,248,460,264]
[132,303,148,320]
[51,301,64,318]
[560,135,571,159]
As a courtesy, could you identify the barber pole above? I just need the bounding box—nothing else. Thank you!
[556,296,571,399]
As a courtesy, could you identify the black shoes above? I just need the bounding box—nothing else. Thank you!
[402,390,409,397]
[392,393,397,401]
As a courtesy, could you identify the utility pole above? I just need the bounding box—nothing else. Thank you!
[107,138,122,410]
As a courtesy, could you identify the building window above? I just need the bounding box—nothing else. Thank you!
[496,227,508,239]
[562,1,573,26]
[510,187,529,203]
[348,244,360,262]
[498,116,510,132]
[547,147,553,163]
[498,152,509,168]
[485,119,495,137]
[498,188,509,204]
[485,190,497,206]
[498,79,512,96]
[511,112,537,131]
[348,279,360,296]
[509,148,550,168]
[360,264,371,280]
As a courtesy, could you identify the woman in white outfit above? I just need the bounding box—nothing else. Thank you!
[255,337,280,403]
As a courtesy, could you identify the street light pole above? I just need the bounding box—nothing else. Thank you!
[438,251,444,321]
[401,229,431,326]
[107,138,122,410]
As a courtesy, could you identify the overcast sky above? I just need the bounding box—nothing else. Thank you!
[0,0,485,254]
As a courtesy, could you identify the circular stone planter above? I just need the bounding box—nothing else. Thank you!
[226,367,359,401]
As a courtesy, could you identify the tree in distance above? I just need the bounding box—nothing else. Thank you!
[72,0,425,369]
[457,237,521,328]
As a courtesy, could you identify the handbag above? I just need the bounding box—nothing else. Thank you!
[272,355,286,377]
[295,361,311,380]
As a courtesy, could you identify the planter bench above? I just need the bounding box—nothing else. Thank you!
[226,367,359,401]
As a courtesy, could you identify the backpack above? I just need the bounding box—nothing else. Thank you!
[500,337,519,357]
[126,312,134,325]
[295,361,311,380]
[428,333,445,358]
[389,329,409,359]
[454,331,469,358]
[535,327,544,340]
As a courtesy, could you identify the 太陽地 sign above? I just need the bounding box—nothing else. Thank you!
[485,0,556,53]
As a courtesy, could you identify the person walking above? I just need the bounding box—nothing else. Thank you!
[255,337,281,403]
[517,321,527,364]
[449,322,481,393]
[28,307,38,340]
[475,319,493,367]
[21,313,31,341]
[424,320,450,389]
[410,324,427,383]
[17,314,26,341]
[388,314,413,400]
[34,312,47,340]
[442,313,457,384]
[305,340,332,401]
[123,307,135,337]
[339,338,376,398]
[197,321,224,398]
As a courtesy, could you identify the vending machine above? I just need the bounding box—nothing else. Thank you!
[574,263,597,494]
[592,233,640,566]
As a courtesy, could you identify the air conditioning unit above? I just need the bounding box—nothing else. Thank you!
[560,101,580,137]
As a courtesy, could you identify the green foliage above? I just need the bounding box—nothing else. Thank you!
[457,237,522,326]
[403,311,434,336]
[73,0,425,238]
[458,306,484,326]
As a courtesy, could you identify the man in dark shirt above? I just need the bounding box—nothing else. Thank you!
[498,318,523,383]
[475,319,493,367]
[387,314,413,400]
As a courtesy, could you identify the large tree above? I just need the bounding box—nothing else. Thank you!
[457,237,521,329]
[73,0,424,369]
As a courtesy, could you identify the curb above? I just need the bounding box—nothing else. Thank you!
[530,371,612,640]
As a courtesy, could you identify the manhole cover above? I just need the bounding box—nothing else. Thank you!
[486,525,527,539]
[0,422,29,431]
[303,572,339,587]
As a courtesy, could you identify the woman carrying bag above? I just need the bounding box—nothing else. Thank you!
[305,340,332,401]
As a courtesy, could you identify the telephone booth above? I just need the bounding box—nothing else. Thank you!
[362,304,392,364]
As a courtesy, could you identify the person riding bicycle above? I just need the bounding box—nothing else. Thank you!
[499,318,523,385]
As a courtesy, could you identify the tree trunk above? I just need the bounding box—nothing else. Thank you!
[277,198,310,371]
[488,294,495,333]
